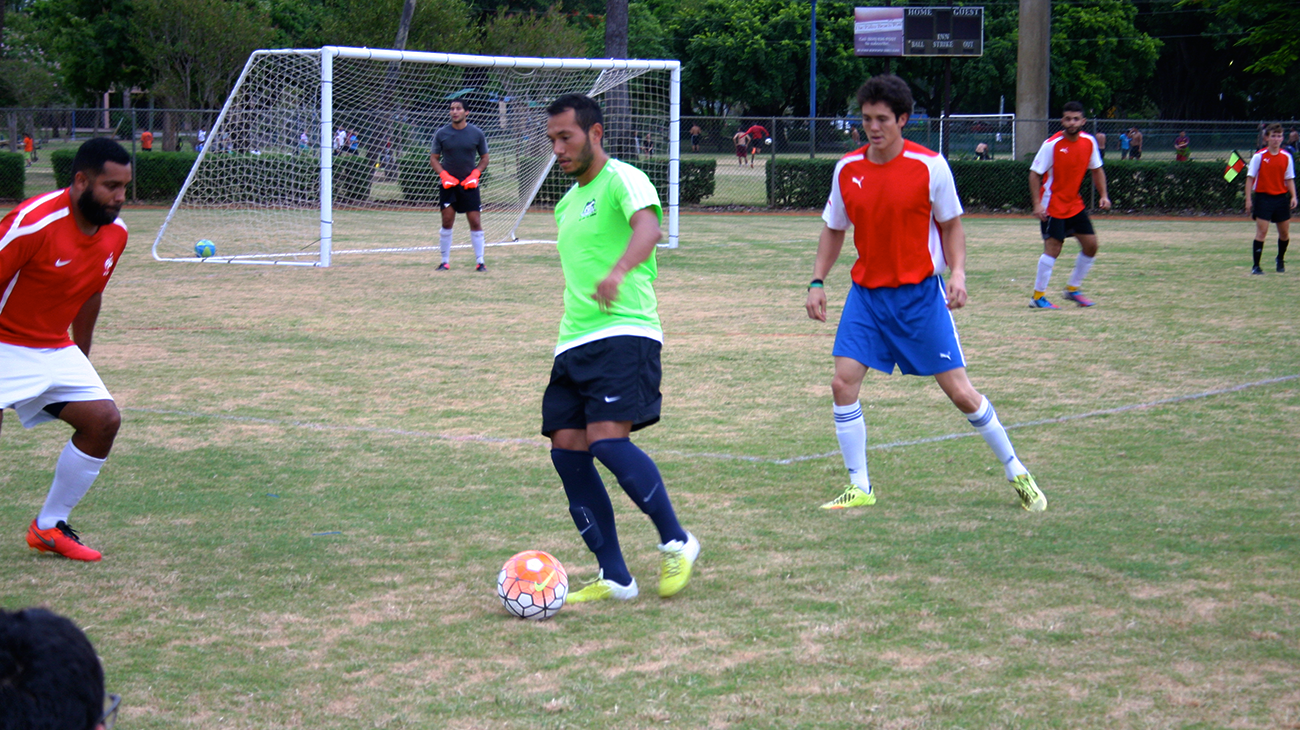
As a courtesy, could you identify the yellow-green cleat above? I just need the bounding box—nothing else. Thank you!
[566,571,638,603]
[1011,473,1047,512]
[657,532,700,598]
[820,484,876,510]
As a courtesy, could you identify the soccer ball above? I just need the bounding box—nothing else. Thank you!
[497,550,568,620]
[194,239,216,258]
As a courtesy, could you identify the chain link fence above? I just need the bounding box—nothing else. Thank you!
[0,106,1285,215]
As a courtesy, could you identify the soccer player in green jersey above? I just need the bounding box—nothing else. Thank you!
[541,93,700,603]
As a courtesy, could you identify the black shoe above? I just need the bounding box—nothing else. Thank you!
[475,263,487,272]
[436,262,450,271]
[1251,265,1265,275]
[1277,258,1286,273]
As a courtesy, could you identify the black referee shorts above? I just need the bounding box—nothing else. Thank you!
[541,336,662,437]
[1252,192,1292,223]
[1041,210,1095,242]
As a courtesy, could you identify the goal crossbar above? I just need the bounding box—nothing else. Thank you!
[152,46,681,267]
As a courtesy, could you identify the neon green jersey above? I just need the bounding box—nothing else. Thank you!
[553,158,663,354]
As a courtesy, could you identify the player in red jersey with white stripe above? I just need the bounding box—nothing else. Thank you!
[0,138,132,561]
[1245,122,1297,274]
[805,75,1045,513]
[1027,101,1111,309]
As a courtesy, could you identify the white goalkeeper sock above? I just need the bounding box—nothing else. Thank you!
[1034,254,1056,293]
[1066,253,1095,290]
[439,228,453,264]
[471,230,485,264]
[37,440,106,529]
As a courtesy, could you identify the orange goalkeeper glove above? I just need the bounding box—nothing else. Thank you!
[462,169,482,189]
[439,170,460,189]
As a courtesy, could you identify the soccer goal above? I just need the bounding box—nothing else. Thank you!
[152,47,681,266]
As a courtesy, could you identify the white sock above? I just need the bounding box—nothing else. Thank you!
[439,228,453,263]
[833,401,870,490]
[1034,254,1056,293]
[965,397,1026,481]
[37,440,106,529]
[471,230,485,264]
[1067,253,1095,289]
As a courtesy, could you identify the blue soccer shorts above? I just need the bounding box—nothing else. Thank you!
[832,276,966,376]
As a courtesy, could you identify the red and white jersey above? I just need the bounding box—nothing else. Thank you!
[822,140,963,289]
[0,189,128,348]
[1031,131,1102,219]
[1247,148,1295,195]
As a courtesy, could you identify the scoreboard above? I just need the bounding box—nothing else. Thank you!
[854,6,984,58]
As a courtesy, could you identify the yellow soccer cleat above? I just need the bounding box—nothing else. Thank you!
[1011,473,1047,512]
[657,532,700,598]
[820,484,876,510]
[566,571,638,603]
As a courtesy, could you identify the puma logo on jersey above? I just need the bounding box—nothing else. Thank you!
[939,352,952,360]
[851,176,864,188]
[55,258,72,267]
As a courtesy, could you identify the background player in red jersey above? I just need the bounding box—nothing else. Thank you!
[805,75,1045,514]
[1245,122,1297,274]
[0,137,132,561]
[1027,101,1111,309]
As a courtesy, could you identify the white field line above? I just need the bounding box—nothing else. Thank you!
[123,373,1298,465]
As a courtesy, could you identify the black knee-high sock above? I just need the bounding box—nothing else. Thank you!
[1253,240,1264,266]
[589,438,688,545]
[550,448,632,585]
[1279,239,1289,263]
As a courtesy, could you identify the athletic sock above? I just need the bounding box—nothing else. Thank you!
[471,230,485,264]
[550,448,632,586]
[37,440,106,530]
[1279,239,1289,263]
[588,438,688,546]
[1253,240,1264,267]
[1066,253,1095,290]
[833,401,871,490]
[1034,254,1056,294]
[439,228,453,264]
[964,396,1027,481]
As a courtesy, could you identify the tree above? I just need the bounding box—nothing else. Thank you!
[479,4,587,57]
[28,0,146,103]
[133,0,271,109]
[317,0,477,53]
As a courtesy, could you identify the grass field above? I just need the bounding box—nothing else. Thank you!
[2,211,1298,729]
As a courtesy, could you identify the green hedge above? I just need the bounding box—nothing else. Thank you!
[396,154,495,205]
[0,152,24,200]
[768,157,1244,213]
[56,148,374,203]
[519,158,717,207]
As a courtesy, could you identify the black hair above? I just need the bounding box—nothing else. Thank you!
[855,75,914,120]
[0,608,105,730]
[546,93,603,134]
[71,137,131,177]
[1062,101,1085,114]
[449,99,465,110]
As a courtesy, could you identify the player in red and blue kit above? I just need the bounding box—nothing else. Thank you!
[0,138,132,561]
[805,75,1045,513]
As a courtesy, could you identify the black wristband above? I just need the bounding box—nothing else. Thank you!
[808,279,824,290]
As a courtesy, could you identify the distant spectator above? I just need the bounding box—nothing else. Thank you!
[140,129,153,152]
[196,128,207,152]
[1256,122,1268,150]
[299,131,310,153]
[1174,130,1190,162]
[641,132,654,158]
[1119,130,1130,160]
[23,135,34,166]
[348,132,359,155]
[745,123,769,167]
[974,141,992,160]
[0,607,114,730]
[334,127,346,152]
[1095,130,1107,159]
[1128,127,1143,160]
[851,126,861,147]
[732,128,750,166]
[1285,129,1299,158]
[689,124,702,153]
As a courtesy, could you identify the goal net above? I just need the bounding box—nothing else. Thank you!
[152,47,681,266]
[935,114,1016,160]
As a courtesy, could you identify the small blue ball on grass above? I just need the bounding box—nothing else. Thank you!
[195,239,216,258]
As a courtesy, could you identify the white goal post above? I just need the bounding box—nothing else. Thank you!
[152,46,681,266]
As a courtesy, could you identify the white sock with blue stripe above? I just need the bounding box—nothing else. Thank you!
[966,396,1027,481]
[833,401,870,490]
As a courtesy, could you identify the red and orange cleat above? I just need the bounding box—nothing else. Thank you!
[27,519,102,561]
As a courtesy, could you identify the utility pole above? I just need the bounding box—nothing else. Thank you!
[1015,0,1049,161]
[394,0,417,50]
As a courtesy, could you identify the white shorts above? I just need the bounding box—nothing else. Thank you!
[0,342,113,428]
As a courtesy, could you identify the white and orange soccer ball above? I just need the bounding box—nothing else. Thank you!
[497,550,568,620]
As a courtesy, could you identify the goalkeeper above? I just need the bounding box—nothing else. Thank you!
[429,100,490,272]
